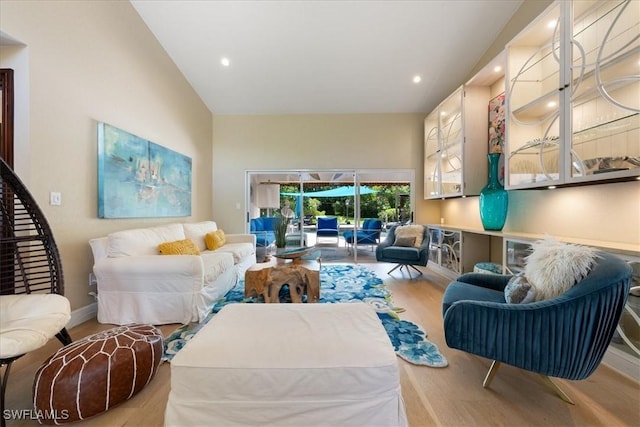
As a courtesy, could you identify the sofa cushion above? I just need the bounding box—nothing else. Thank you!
[504,273,537,304]
[393,236,416,247]
[394,225,424,247]
[107,223,185,257]
[524,237,598,301]
[213,242,254,264]
[183,221,218,252]
[205,230,226,250]
[382,246,420,261]
[201,252,235,285]
[158,239,200,255]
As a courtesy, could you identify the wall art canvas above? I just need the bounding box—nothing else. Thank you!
[98,122,192,218]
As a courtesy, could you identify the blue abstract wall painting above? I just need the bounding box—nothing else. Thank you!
[98,122,192,218]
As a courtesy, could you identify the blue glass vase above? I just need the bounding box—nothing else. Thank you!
[479,153,508,231]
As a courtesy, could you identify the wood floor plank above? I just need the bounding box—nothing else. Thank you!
[3,261,639,426]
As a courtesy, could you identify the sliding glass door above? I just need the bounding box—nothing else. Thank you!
[246,169,414,263]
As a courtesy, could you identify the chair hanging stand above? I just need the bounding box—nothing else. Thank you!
[0,158,72,427]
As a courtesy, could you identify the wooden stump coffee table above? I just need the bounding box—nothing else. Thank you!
[245,247,321,303]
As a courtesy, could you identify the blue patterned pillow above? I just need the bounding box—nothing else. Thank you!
[504,273,537,304]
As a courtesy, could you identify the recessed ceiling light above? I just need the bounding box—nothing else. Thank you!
[547,101,557,108]
[547,20,557,29]
[494,66,502,73]
[221,57,230,67]
[413,75,422,84]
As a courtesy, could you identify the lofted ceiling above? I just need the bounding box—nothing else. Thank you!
[131,0,523,115]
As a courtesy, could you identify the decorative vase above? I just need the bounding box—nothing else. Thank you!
[479,153,508,231]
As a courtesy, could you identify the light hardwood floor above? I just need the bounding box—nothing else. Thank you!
[4,259,640,426]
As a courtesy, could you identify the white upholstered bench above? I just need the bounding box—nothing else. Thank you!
[165,302,407,426]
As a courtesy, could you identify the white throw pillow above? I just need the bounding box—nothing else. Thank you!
[394,225,424,248]
[107,223,185,257]
[183,221,218,252]
[524,237,598,301]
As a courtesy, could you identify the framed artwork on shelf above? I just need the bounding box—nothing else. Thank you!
[97,122,192,218]
[488,92,506,185]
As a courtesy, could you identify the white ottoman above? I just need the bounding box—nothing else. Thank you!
[165,303,407,427]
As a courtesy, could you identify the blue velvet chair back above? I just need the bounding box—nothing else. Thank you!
[249,217,278,247]
[316,217,339,236]
[442,251,632,380]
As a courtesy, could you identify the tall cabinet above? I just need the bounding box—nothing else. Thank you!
[424,85,490,199]
[506,0,639,189]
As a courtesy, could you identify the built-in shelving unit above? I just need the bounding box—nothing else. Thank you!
[506,0,639,189]
[424,86,491,199]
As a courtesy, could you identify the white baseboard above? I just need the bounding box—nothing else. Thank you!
[67,302,97,329]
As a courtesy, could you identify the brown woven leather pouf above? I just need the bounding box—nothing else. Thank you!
[33,324,163,424]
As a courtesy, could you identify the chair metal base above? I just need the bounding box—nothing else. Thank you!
[482,360,575,405]
[387,264,423,279]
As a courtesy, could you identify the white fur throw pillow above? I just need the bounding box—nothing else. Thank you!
[394,225,424,248]
[524,237,598,301]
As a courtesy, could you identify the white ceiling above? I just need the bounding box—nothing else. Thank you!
[131,0,523,115]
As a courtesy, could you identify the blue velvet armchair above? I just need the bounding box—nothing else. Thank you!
[375,225,429,279]
[343,219,382,253]
[442,251,632,404]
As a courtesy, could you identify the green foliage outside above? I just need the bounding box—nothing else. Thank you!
[279,184,411,225]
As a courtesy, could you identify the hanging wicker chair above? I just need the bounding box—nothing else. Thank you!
[0,157,72,426]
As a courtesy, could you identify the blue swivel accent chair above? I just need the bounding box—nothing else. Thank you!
[442,251,632,404]
[375,225,430,279]
[343,219,382,253]
[316,217,339,245]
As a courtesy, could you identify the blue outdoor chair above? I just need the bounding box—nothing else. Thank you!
[343,219,382,253]
[316,217,339,245]
[250,217,278,260]
[442,251,632,404]
[375,225,429,279]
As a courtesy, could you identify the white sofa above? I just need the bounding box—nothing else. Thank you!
[89,221,256,326]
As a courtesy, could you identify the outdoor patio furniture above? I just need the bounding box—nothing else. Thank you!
[316,217,339,245]
[344,219,383,253]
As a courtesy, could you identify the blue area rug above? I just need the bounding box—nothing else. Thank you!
[163,264,448,368]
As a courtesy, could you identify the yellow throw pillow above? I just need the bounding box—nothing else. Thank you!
[158,239,200,255]
[205,229,226,250]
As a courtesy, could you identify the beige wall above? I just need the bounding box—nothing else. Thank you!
[0,1,213,311]
[441,182,640,246]
[1,0,636,316]
[212,113,440,231]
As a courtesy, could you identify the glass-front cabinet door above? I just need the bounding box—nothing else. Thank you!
[424,85,488,199]
[424,110,441,198]
[423,88,463,199]
[506,0,639,189]
[506,2,564,188]
[438,87,464,196]
[570,0,640,182]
